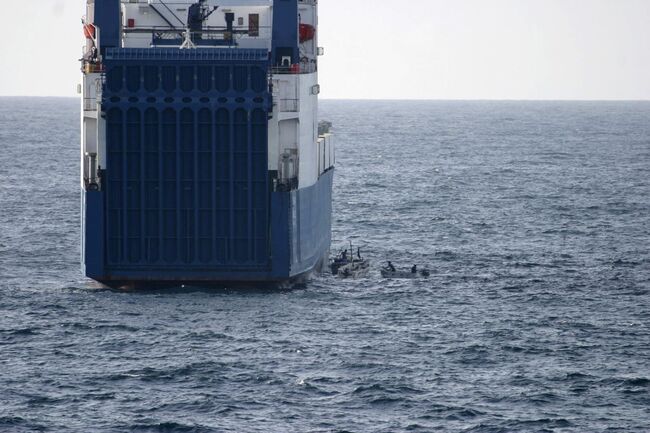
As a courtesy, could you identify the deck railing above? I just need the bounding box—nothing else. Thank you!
[271,62,317,75]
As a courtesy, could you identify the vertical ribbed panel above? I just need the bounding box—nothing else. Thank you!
[102,50,271,275]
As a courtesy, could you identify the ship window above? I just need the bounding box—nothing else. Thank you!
[249,14,259,37]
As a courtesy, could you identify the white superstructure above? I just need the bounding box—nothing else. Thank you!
[80,0,333,195]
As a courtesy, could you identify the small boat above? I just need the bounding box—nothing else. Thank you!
[381,267,430,279]
[330,242,370,279]
[329,253,349,276]
[337,259,370,279]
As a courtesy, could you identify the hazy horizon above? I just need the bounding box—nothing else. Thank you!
[0,0,649,100]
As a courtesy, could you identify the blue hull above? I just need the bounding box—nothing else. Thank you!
[81,47,333,288]
[83,170,333,287]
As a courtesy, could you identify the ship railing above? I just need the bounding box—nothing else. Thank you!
[124,25,273,47]
[271,62,317,75]
[124,25,272,36]
[81,60,105,74]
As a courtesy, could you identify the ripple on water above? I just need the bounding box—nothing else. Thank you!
[1,99,649,432]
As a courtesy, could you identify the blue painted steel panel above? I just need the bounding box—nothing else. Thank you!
[83,191,105,278]
[85,166,333,284]
[84,46,333,286]
[94,1,121,53]
[272,0,299,66]
[98,48,272,282]
[270,189,290,278]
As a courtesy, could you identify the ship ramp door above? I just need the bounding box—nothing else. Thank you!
[101,48,272,278]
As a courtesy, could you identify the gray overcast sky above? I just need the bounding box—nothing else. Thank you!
[0,0,649,99]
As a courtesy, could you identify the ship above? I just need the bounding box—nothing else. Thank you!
[80,0,334,288]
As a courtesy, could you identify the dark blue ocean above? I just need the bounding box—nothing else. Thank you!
[1,98,649,432]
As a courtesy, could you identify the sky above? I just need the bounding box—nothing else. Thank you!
[0,0,649,100]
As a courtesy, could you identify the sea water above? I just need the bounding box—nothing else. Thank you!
[0,98,649,432]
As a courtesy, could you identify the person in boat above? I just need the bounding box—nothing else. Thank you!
[341,249,348,261]
[357,248,362,260]
[411,264,417,274]
[387,261,396,272]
